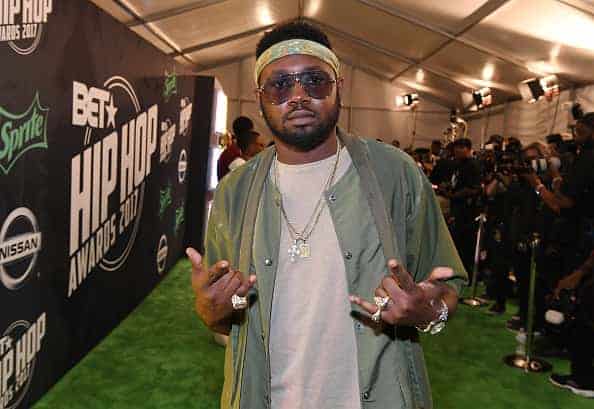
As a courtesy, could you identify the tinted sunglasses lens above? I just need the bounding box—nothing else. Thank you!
[301,71,333,99]
[263,76,295,104]
[262,72,334,104]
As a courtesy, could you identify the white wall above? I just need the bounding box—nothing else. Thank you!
[466,109,505,148]
[466,85,594,146]
[576,86,594,112]
[199,57,451,148]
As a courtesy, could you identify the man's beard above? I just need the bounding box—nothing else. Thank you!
[261,95,340,152]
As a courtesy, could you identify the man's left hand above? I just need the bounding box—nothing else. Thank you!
[349,260,454,326]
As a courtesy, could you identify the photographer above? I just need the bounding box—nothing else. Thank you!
[546,133,576,177]
[446,138,482,277]
[550,249,594,397]
[482,150,513,315]
[431,142,456,187]
[498,142,551,331]
[523,114,594,269]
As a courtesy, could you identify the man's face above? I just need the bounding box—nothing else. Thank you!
[245,134,267,158]
[431,143,441,156]
[574,122,593,145]
[454,146,470,160]
[257,54,341,152]
[547,143,559,156]
[523,148,539,162]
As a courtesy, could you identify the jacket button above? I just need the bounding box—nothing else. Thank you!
[264,258,273,266]
[328,193,337,203]
[344,251,352,260]
[362,391,370,400]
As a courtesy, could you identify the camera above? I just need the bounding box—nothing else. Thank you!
[496,152,531,175]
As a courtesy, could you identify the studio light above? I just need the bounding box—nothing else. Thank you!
[395,93,419,107]
[415,69,425,83]
[482,63,495,81]
[472,87,493,110]
[518,74,559,103]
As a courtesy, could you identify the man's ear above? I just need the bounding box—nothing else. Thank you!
[337,77,345,94]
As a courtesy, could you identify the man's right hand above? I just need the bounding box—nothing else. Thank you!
[187,247,257,334]
[554,269,584,299]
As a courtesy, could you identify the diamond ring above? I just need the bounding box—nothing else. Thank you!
[371,296,390,322]
[231,294,248,310]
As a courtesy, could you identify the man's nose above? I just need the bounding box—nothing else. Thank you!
[287,80,310,104]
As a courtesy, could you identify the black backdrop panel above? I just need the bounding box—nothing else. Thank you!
[185,76,215,253]
[0,1,209,407]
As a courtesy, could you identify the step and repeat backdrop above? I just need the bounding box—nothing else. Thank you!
[0,1,209,407]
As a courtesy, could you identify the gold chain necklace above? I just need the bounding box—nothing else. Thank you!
[273,139,342,262]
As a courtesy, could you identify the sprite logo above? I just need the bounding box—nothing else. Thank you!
[163,72,177,102]
[174,202,185,235]
[159,184,172,219]
[0,93,49,175]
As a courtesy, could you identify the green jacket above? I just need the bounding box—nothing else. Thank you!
[204,129,467,409]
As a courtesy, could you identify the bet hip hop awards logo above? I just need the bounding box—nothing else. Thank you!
[0,313,46,409]
[68,76,158,297]
[0,0,53,55]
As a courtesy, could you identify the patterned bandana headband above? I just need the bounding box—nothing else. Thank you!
[254,39,341,85]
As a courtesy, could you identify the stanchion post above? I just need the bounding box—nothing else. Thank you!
[503,233,552,372]
[525,233,539,368]
[462,213,487,307]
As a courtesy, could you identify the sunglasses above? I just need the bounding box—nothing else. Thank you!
[258,70,337,105]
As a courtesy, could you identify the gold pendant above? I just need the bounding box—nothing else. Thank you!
[299,241,311,258]
[288,238,311,262]
[296,238,310,259]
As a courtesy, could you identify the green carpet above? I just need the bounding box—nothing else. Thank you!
[35,260,592,408]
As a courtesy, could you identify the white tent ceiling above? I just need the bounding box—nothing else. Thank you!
[90,0,594,110]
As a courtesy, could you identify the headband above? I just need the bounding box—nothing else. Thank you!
[254,39,340,85]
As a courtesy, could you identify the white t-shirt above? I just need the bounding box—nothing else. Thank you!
[269,147,361,409]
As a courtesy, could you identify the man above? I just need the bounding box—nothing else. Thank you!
[228,130,267,172]
[550,249,594,397]
[429,140,442,166]
[502,144,549,330]
[414,147,433,176]
[546,133,574,175]
[524,114,594,264]
[486,134,504,158]
[447,138,482,277]
[188,20,466,409]
[430,142,455,187]
[523,116,594,395]
[217,116,254,180]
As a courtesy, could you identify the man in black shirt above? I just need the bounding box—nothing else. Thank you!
[431,142,456,187]
[447,138,482,277]
[523,115,594,396]
[525,113,594,266]
[550,249,594,397]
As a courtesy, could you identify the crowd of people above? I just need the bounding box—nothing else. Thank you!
[399,115,594,398]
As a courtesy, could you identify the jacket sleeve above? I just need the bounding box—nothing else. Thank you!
[406,166,468,294]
